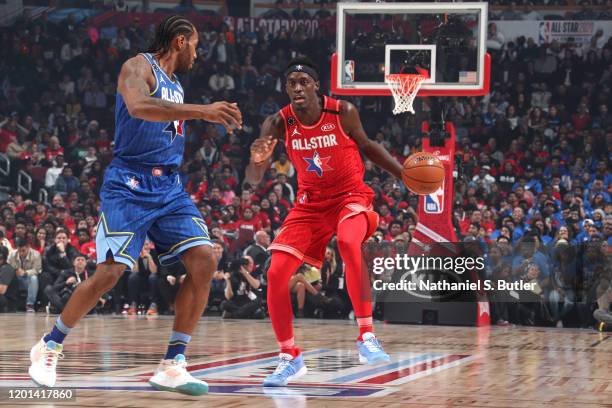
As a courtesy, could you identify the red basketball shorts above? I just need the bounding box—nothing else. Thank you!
[269,187,379,268]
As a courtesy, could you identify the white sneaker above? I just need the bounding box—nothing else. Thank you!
[149,354,208,396]
[28,337,63,387]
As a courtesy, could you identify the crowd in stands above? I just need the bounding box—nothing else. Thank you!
[0,6,609,328]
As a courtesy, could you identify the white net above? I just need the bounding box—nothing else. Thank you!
[385,74,427,115]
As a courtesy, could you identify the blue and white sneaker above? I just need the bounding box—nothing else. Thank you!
[263,353,308,387]
[357,332,390,364]
[149,354,208,396]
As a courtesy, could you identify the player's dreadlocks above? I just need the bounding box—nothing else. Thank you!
[146,15,196,56]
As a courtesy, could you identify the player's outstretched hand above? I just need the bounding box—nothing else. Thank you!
[201,102,243,134]
[250,135,277,165]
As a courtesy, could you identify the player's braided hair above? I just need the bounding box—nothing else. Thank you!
[146,15,196,56]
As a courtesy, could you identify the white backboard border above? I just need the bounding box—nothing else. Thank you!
[335,2,488,92]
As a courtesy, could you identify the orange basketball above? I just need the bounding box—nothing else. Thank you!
[401,152,445,195]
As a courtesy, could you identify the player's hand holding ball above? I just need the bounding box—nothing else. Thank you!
[401,151,445,195]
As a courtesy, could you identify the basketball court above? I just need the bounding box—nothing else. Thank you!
[1,314,610,407]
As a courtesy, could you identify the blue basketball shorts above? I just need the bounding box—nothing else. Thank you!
[95,164,211,268]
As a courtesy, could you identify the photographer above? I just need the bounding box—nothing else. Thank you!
[44,254,105,313]
[221,255,264,319]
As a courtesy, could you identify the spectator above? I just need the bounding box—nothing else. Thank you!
[259,96,280,117]
[156,262,187,315]
[499,2,522,20]
[33,227,49,255]
[262,0,291,19]
[12,221,27,242]
[603,215,612,245]
[514,165,543,195]
[211,33,235,66]
[111,28,131,52]
[44,137,64,164]
[124,241,159,315]
[208,66,235,93]
[114,0,128,12]
[486,23,505,51]
[45,154,67,191]
[320,246,348,317]
[0,246,19,312]
[244,230,270,268]
[60,38,82,62]
[314,1,332,19]
[471,165,496,193]
[547,240,578,328]
[75,228,96,261]
[54,166,80,197]
[83,81,107,111]
[272,153,295,177]
[8,237,42,312]
[0,230,13,252]
[530,83,552,111]
[58,74,75,96]
[292,1,310,19]
[197,138,219,167]
[209,240,227,311]
[288,264,324,318]
[510,207,528,242]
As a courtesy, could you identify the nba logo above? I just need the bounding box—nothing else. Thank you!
[425,183,444,214]
[344,60,355,82]
[538,21,551,44]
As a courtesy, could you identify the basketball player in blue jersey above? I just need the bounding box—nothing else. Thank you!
[28,16,242,396]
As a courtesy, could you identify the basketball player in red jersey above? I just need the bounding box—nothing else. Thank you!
[245,57,406,386]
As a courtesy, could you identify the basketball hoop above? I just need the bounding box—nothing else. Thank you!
[385,73,427,115]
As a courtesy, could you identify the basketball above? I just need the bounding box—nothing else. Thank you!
[401,152,445,195]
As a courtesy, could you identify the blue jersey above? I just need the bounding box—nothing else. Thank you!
[113,52,186,168]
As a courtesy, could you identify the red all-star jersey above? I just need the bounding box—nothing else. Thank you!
[278,96,370,200]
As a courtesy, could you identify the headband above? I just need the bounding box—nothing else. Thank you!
[284,64,319,81]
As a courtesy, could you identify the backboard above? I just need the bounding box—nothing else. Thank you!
[332,2,490,97]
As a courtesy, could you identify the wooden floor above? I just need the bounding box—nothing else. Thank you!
[0,314,610,407]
